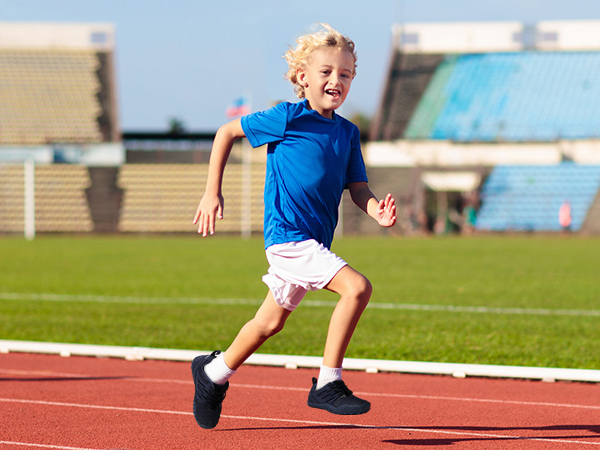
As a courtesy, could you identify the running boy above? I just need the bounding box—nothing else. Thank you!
[191,23,396,430]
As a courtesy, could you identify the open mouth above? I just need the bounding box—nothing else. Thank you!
[325,89,341,99]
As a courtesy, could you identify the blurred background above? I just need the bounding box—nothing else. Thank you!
[1,0,600,237]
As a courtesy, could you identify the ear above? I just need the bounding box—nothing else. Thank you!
[297,68,308,87]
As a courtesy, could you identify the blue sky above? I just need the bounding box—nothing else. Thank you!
[1,0,599,131]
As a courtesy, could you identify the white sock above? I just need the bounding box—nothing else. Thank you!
[316,365,342,390]
[204,353,236,385]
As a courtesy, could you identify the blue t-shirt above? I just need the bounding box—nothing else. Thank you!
[241,100,368,249]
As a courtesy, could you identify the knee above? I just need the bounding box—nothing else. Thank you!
[346,274,372,306]
[253,315,286,340]
[357,276,373,303]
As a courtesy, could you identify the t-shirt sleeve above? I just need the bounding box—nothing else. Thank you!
[241,103,288,148]
[345,127,368,186]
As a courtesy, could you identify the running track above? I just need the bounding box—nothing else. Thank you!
[2,352,599,449]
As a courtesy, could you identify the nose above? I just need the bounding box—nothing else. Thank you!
[330,72,342,86]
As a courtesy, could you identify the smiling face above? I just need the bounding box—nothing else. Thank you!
[296,46,355,119]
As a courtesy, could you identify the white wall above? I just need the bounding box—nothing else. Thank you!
[394,22,524,54]
[392,20,600,54]
[366,140,600,167]
[536,20,600,51]
[0,143,125,166]
[0,22,115,50]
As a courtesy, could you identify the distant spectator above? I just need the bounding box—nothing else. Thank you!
[559,201,572,233]
[462,202,477,235]
[401,202,427,236]
[434,217,447,235]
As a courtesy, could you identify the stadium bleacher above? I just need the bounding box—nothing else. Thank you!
[367,20,600,234]
[0,48,103,144]
[0,164,94,232]
[476,163,600,231]
[371,52,445,141]
[117,164,265,233]
[0,22,125,234]
[2,20,600,237]
[0,23,119,146]
[404,52,600,142]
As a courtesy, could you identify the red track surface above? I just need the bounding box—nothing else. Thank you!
[1,352,599,449]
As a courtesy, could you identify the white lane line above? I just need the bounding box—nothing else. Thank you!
[0,369,83,377]
[0,292,262,307]
[220,415,600,446]
[232,383,600,411]
[0,397,188,415]
[0,368,193,385]
[0,441,105,450]
[4,369,600,411]
[2,292,599,317]
[359,391,600,411]
[1,398,598,446]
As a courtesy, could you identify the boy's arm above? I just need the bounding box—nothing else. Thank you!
[193,118,246,236]
[347,182,396,227]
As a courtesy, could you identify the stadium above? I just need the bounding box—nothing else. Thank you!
[1,19,600,449]
[368,20,600,236]
[1,21,600,238]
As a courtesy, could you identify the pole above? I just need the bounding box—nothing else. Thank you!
[24,158,35,240]
[336,194,344,238]
[241,138,252,239]
[240,91,253,239]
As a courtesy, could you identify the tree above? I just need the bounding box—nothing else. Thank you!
[349,112,372,142]
[168,117,186,135]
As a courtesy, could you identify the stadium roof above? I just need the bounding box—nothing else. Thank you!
[0,22,115,50]
[394,20,600,54]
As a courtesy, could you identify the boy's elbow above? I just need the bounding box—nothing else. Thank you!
[218,118,246,142]
[348,182,369,201]
[350,185,374,208]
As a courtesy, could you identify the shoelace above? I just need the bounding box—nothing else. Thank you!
[196,379,227,409]
[194,357,228,409]
[316,380,353,403]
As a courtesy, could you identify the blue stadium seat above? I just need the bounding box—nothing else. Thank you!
[475,163,600,232]
[406,52,600,142]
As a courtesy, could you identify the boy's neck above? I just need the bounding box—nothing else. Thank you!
[304,99,335,120]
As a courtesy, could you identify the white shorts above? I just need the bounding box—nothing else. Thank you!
[262,239,347,311]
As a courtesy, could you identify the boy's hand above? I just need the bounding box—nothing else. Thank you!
[376,193,396,227]
[193,193,224,237]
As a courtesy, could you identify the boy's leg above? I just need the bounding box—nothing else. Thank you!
[322,265,372,369]
[222,290,293,370]
[307,264,371,416]
[193,290,292,429]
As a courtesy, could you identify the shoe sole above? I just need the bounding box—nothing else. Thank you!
[193,398,221,429]
[307,400,371,415]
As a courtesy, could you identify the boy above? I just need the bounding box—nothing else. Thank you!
[192,23,396,430]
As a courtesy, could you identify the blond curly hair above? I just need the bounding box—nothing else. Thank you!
[284,23,357,99]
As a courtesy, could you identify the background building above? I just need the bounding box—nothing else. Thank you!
[1,20,600,236]
[367,20,600,235]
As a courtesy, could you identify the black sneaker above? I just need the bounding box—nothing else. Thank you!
[191,351,229,429]
[307,377,370,415]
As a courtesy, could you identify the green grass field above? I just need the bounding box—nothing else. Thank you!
[1,235,598,369]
